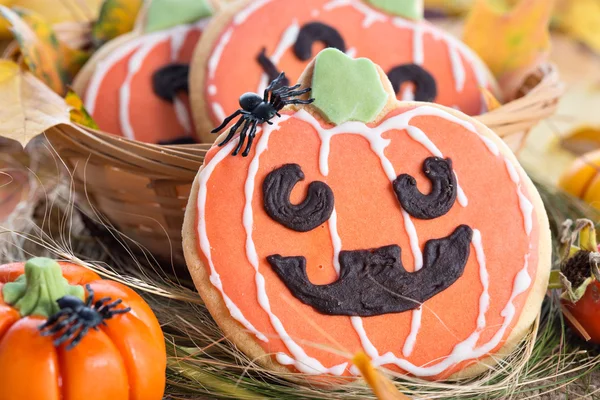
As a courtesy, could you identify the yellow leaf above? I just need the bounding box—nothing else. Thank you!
[0,6,90,95]
[92,0,143,47]
[554,0,600,54]
[66,90,99,129]
[480,86,502,111]
[424,0,473,15]
[0,0,102,39]
[560,126,600,156]
[352,352,411,400]
[0,60,71,147]
[463,0,554,78]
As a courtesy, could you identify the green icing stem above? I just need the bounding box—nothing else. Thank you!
[2,258,84,318]
[311,48,388,125]
[145,0,213,33]
[365,0,423,20]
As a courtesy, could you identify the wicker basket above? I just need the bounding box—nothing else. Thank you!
[6,22,564,265]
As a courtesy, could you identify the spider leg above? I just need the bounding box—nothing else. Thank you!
[266,72,286,93]
[66,326,90,351]
[53,321,82,347]
[283,99,315,106]
[39,308,71,330]
[105,306,132,318]
[94,297,112,310]
[218,116,245,147]
[242,120,259,157]
[42,313,79,336]
[273,83,301,95]
[211,109,243,133]
[277,87,312,99]
[85,284,95,307]
[232,119,252,156]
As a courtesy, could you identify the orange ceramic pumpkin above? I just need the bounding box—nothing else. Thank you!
[191,0,500,142]
[0,258,166,399]
[183,49,549,381]
[75,19,209,144]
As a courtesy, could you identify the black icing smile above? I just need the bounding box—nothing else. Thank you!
[267,225,472,316]
[263,160,473,317]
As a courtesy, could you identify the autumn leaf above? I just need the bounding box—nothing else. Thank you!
[560,126,600,156]
[92,0,143,48]
[352,352,411,400]
[0,6,90,94]
[0,60,71,147]
[554,0,600,54]
[463,0,554,78]
[66,89,99,129]
[0,0,103,39]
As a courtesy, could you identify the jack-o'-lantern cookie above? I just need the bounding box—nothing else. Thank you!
[190,0,501,143]
[73,0,215,144]
[183,48,550,380]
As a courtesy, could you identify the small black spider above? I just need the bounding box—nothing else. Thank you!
[39,284,131,350]
[211,72,315,157]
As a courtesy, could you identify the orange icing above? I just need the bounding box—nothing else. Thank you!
[195,106,540,380]
[205,0,496,127]
[85,26,202,143]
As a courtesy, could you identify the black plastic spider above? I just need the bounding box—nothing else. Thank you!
[39,284,131,350]
[211,72,315,157]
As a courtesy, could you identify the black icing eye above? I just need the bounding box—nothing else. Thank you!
[387,64,437,102]
[263,164,334,232]
[152,63,190,103]
[393,157,456,220]
[294,22,346,61]
[257,48,290,88]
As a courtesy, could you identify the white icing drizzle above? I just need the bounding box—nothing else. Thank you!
[257,21,301,95]
[174,97,192,134]
[312,9,320,17]
[403,307,422,357]
[480,136,500,156]
[208,85,217,96]
[504,159,534,236]
[212,103,227,122]
[401,86,415,101]
[196,139,268,343]
[208,27,233,79]
[242,116,348,375]
[472,230,490,329]
[234,0,273,25]
[328,208,342,275]
[454,173,469,207]
[351,316,380,358]
[412,23,424,65]
[345,47,357,58]
[120,35,165,140]
[324,0,388,28]
[447,42,466,92]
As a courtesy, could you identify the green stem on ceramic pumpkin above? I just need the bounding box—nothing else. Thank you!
[2,257,84,318]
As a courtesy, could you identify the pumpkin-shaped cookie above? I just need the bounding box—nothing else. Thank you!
[191,0,500,143]
[0,258,166,399]
[74,3,213,144]
[183,49,550,381]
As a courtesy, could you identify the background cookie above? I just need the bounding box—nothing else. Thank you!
[73,0,215,144]
[190,0,500,143]
[183,48,551,380]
